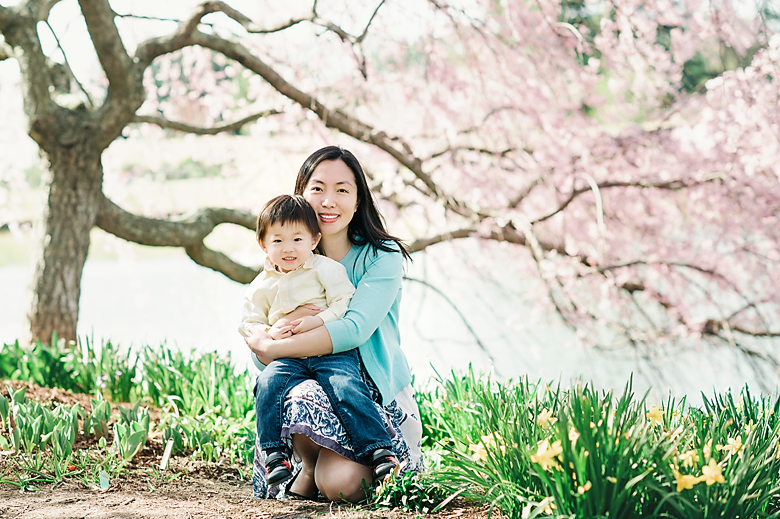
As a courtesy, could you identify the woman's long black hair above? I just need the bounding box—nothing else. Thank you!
[294,146,411,261]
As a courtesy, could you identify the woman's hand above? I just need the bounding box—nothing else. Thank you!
[244,324,276,365]
[268,320,294,340]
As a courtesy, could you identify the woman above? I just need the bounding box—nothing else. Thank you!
[244,146,423,502]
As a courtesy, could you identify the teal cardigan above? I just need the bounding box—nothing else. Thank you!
[324,241,412,404]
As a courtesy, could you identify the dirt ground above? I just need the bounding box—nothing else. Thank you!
[0,381,490,519]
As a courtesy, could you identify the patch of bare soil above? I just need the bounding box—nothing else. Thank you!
[0,464,488,519]
[0,382,491,519]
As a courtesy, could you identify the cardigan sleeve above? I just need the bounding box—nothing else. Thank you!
[324,248,403,353]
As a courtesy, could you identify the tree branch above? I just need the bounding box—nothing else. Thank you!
[407,229,476,253]
[135,2,310,65]
[78,0,133,93]
[42,20,94,108]
[187,31,474,216]
[200,1,310,34]
[133,3,471,217]
[29,0,63,18]
[0,4,13,34]
[0,40,11,61]
[96,194,254,246]
[532,177,720,224]
[133,109,281,135]
[1,8,54,127]
[355,0,385,43]
[185,242,258,284]
[729,325,780,338]
[96,194,259,284]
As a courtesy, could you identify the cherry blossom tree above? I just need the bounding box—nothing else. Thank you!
[1,0,778,381]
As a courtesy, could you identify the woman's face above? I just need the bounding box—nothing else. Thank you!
[302,159,359,240]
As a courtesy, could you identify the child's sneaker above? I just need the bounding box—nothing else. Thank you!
[370,448,399,482]
[265,451,293,486]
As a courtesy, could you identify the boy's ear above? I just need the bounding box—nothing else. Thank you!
[257,238,267,253]
[311,232,322,251]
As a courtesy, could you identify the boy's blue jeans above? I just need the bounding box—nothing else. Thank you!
[254,349,392,464]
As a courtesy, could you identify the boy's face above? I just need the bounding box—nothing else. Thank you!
[259,222,320,273]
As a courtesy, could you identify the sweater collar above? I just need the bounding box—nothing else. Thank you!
[263,253,316,275]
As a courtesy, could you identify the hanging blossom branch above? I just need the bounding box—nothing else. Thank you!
[133,109,282,135]
[531,176,723,224]
[133,4,474,218]
[95,194,258,283]
[599,259,779,339]
[403,276,498,366]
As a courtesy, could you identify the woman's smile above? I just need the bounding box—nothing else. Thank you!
[318,213,340,224]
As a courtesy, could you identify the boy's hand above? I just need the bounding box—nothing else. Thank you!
[290,315,325,335]
[268,321,294,340]
[285,304,322,321]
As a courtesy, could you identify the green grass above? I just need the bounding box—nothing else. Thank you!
[3,338,780,517]
[0,337,256,490]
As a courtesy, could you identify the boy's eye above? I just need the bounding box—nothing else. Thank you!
[272,239,281,243]
[294,238,302,242]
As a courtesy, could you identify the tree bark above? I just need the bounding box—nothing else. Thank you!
[27,140,104,344]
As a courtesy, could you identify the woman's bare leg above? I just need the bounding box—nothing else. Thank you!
[315,448,373,502]
[290,433,321,499]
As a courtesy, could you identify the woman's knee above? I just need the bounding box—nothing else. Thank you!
[291,433,321,466]
[315,449,373,502]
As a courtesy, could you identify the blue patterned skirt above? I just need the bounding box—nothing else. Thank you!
[252,376,424,500]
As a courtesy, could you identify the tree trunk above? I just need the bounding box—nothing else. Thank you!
[27,143,104,344]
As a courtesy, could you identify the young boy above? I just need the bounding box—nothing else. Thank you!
[239,194,398,487]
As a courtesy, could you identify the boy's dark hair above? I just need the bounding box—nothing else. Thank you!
[256,194,321,242]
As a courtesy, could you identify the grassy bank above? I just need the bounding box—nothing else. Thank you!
[2,338,780,518]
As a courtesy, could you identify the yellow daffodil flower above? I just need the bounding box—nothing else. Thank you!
[703,439,712,459]
[568,426,580,447]
[469,442,488,463]
[646,405,664,426]
[679,449,700,468]
[717,435,743,457]
[537,408,557,428]
[479,432,507,454]
[672,467,703,492]
[481,432,503,445]
[701,458,725,486]
[530,439,563,471]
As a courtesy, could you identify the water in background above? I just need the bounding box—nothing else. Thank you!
[0,235,770,406]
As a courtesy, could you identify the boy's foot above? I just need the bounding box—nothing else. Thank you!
[266,451,293,487]
[370,448,399,482]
